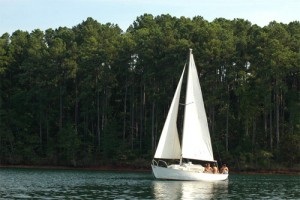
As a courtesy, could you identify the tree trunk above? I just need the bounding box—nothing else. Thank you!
[74,79,78,135]
[102,88,106,131]
[245,118,249,137]
[269,106,273,151]
[59,84,63,132]
[226,105,229,152]
[130,87,135,150]
[276,90,280,150]
[225,85,229,152]
[252,119,256,152]
[46,110,49,143]
[151,102,155,153]
[39,116,42,149]
[212,105,215,135]
[96,76,100,150]
[264,96,268,137]
[139,84,145,152]
[280,91,284,138]
[123,82,128,141]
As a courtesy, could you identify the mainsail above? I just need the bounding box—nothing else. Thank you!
[182,51,214,161]
[154,67,185,159]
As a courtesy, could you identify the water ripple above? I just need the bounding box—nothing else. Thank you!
[0,168,299,199]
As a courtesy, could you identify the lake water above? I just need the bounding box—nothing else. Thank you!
[0,168,299,199]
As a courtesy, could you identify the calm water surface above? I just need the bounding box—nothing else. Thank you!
[0,168,299,199]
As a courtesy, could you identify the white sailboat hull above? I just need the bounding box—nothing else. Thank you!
[151,165,228,181]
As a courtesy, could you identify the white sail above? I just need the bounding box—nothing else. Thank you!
[182,51,214,162]
[154,67,185,159]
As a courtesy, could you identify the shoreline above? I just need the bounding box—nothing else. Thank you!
[231,169,300,175]
[1,164,300,175]
[0,164,150,172]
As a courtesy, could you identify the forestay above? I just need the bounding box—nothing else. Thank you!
[154,67,186,159]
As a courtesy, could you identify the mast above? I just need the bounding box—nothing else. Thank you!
[179,49,193,165]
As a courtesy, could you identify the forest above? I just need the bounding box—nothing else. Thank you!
[0,14,299,171]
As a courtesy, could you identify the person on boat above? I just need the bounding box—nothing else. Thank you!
[220,164,229,174]
[212,164,219,174]
[204,163,213,173]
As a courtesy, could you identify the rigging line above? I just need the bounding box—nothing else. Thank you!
[179,102,194,106]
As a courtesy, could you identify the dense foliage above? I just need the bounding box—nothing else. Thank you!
[0,15,299,170]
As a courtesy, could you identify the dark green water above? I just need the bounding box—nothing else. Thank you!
[0,168,299,199]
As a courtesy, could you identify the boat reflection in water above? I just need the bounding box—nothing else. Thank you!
[153,180,228,199]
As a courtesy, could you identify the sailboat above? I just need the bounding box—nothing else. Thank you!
[151,49,228,181]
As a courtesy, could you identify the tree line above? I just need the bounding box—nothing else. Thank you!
[0,14,299,170]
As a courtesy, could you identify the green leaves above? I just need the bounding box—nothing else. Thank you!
[0,16,299,168]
